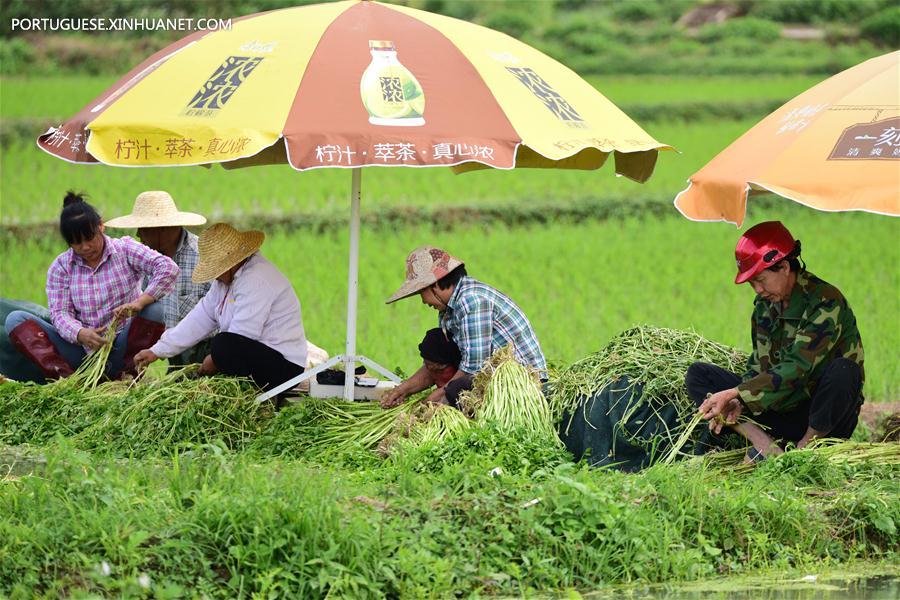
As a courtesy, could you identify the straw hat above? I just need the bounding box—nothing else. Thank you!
[192,223,265,283]
[105,191,207,228]
[386,246,464,304]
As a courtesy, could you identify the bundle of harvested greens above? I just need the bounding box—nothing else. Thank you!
[52,314,122,393]
[379,402,474,456]
[547,326,748,458]
[460,346,556,442]
[408,403,473,445]
[307,396,426,453]
[690,439,900,474]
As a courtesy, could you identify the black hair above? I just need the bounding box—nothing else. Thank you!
[766,240,805,273]
[60,190,102,245]
[418,328,461,366]
[435,264,467,291]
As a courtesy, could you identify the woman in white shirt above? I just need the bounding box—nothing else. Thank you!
[134,223,307,393]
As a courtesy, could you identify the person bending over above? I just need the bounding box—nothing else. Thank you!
[134,223,308,393]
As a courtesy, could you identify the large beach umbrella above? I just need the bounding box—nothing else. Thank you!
[675,50,900,226]
[38,0,671,401]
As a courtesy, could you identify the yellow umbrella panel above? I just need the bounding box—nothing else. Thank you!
[675,51,900,226]
[38,0,670,179]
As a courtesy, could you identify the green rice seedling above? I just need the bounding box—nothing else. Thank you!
[6,210,898,402]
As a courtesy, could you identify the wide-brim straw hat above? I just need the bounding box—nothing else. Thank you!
[106,191,207,228]
[386,246,464,304]
[192,223,265,283]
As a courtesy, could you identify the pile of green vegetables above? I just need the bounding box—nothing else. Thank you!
[548,325,749,458]
[3,326,894,472]
[0,341,557,461]
[1,367,269,455]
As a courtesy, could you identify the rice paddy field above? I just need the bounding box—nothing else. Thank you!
[1,72,898,596]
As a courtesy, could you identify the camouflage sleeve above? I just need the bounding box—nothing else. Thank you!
[741,313,761,381]
[737,300,843,414]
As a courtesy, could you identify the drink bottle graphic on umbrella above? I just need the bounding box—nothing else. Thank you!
[361,40,426,126]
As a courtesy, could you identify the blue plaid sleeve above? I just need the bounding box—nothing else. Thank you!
[455,295,494,374]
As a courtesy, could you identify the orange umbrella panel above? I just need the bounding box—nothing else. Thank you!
[675,51,900,225]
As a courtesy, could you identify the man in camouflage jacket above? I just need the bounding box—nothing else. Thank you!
[685,221,864,460]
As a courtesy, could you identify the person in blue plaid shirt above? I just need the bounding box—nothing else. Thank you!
[384,246,546,408]
[107,191,212,367]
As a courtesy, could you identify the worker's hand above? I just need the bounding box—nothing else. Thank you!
[133,349,158,371]
[723,398,743,424]
[76,326,108,351]
[197,354,218,376]
[709,398,743,434]
[425,387,447,406]
[380,386,407,409]
[699,388,739,422]
[112,300,144,320]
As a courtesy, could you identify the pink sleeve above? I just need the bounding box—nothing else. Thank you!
[123,237,179,299]
[46,257,83,343]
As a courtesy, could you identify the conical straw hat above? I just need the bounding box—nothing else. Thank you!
[192,223,265,283]
[106,190,206,228]
[386,246,464,304]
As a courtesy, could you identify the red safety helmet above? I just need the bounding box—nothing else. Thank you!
[734,221,798,284]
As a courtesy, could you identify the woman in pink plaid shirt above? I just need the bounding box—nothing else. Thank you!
[5,192,178,381]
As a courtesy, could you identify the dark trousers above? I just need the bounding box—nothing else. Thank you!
[685,359,862,444]
[444,373,474,408]
[167,338,213,371]
[210,332,304,392]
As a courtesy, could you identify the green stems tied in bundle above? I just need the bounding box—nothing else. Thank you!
[459,346,557,443]
[307,397,426,454]
[690,439,900,474]
[407,404,473,446]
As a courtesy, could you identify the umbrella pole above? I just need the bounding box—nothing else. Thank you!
[255,167,400,405]
[342,168,362,401]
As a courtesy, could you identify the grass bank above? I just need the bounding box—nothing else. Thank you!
[1,437,896,597]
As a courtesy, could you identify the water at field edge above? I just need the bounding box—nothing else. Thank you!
[587,575,898,599]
